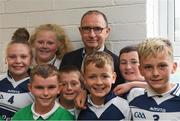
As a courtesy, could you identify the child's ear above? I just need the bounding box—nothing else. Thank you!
[139,65,144,76]
[171,62,177,74]
[58,83,63,94]
[111,72,116,84]
[28,83,32,92]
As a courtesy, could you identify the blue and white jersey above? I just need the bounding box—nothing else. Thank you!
[127,83,180,121]
[0,72,34,121]
[77,91,131,120]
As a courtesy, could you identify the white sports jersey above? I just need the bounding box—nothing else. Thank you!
[127,83,180,121]
[0,72,34,121]
[78,92,131,120]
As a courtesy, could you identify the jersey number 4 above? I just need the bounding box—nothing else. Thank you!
[8,96,14,104]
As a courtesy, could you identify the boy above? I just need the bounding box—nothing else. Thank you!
[58,65,83,118]
[128,38,180,120]
[77,51,131,120]
[12,64,74,120]
[119,45,144,82]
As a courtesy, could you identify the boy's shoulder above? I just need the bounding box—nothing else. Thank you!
[127,87,145,102]
[0,73,7,81]
[47,107,75,120]
[12,104,32,120]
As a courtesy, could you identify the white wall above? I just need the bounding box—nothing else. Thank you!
[0,0,147,73]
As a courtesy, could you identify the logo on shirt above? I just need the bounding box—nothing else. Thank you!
[134,112,146,119]
[7,90,20,94]
[149,107,166,112]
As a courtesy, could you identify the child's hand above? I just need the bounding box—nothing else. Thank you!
[75,89,87,110]
[113,83,132,96]
[113,81,147,96]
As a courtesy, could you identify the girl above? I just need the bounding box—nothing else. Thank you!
[0,28,34,120]
[29,24,73,69]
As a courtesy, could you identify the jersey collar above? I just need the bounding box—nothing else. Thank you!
[31,101,59,120]
[145,83,180,97]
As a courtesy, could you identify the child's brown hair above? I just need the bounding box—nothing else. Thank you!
[30,64,59,82]
[83,51,114,73]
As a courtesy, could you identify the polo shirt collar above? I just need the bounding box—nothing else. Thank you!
[31,101,59,120]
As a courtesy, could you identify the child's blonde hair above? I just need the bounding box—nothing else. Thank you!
[138,38,173,61]
[83,51,114,73]
[30,24,72,59]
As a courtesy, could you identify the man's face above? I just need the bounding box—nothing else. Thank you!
[79,13,110,50]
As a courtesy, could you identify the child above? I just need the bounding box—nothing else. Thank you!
[119,45,144,82]
[128,38,180,120]
[29,24,73,69]
[113,45,147,95]
[0,28,34,121]
[12,64,74,120]
[58,65,83,118]
[77,51,131,120]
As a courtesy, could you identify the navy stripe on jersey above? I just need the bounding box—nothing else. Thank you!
[128,83,180,121]
[0,73,34,121]
[129,93,180,112]
[78,91,130,120]
[0,79,29,93]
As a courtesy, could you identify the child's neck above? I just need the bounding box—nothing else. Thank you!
[91,95,105,106]
[59,98,75,109]
[11,73,29,81]
[35,102,55,115]
[154,83,175,94]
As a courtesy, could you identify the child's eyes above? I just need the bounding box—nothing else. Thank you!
[48,85,57,89]
[62,83,67,86]
[131,61,139,64]
[37,40,44,44]
[71,82,78,86]
[21,55,28,59]
[102,75,109,78]
[8,55,16,59]
[47,41,54,45]
[159,64,168,69]
[34,86,44,90]
[144,65,152,70]
[88,76,96,79]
